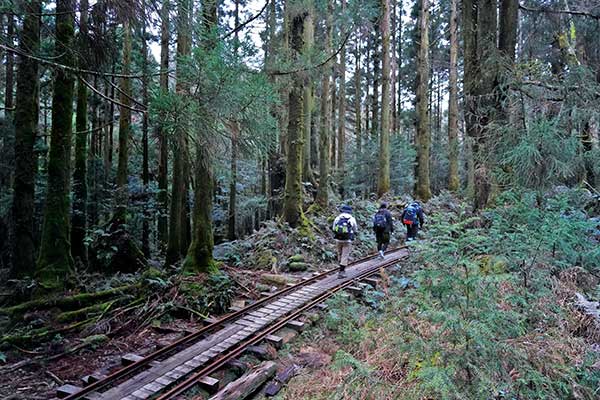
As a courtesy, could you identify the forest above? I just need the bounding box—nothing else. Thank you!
[0,0,599,398]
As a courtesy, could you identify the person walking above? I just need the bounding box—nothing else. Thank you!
[401,201,425,241]
[372,202,394,258]
[332,205,358,278]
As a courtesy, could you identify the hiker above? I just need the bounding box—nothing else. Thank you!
[401,201,424,241]
[332,205,358,278]
[372,202,394,259]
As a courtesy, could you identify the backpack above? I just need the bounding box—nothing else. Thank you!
[333,216,353,240]
[373,211,387,232]
[403,205,419,226]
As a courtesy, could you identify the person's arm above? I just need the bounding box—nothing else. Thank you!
[418,210,425,226]
[400,210,406,225]
[332,216,339,231]
[387,211,394,232]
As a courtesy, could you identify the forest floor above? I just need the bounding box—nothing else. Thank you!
[1,189,599,399]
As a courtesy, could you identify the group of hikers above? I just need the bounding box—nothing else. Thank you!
[331,201,425,278]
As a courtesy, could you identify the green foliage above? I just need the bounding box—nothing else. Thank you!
[181,272,235,315]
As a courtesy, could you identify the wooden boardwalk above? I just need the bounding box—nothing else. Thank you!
[81,250,408,399]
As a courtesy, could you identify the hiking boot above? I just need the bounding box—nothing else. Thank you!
[378,250,385,259]
[338,268,346,279]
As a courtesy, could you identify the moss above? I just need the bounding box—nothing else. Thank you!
[288,254,305,263]
[56,297,128,323]
[288,262,310,272]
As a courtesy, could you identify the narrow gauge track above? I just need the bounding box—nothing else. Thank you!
[62,247,409,400]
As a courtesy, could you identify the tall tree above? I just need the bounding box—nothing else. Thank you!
[336,0,347,182]
[36,0,76,290]
[447,0,459,192]
[114,20,132,225]
[302,5,315,183]
[11,0,41,278]
[141,0,151,257]
[72,0,89,265]
[371,25,380,140]
[182,0,218,273]
[316,0,333,207]
[354,32,362,158]
[167,0,191,266]
[157,0,170,248]
[414,0,431,201]
[5,15,14,118]
[377,0,392,196]
[282,4,307,228]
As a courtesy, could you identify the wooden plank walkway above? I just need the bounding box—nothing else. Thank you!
[97,253,404,399]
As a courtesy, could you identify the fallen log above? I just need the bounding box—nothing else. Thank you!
[264,364,300,397]
[208,361,277,400]
[0,284,139,317]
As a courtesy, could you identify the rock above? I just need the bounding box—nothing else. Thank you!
[287,262,309,272]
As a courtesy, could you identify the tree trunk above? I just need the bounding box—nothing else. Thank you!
[316,1,332,207]
[182,0,218,274]
[167,0,191,266]
[414,0,431,201]
[371,25,380,140]
[5,15,14,118]
[227,124,238,241]
[354,33,362,159]
[396,0,403,135]
[377,0,391,197]
[302,8,315,183]
[336,0,347,185]
[157,0,170,248]
[11,0,41,278]
[36,0,76,291]
[141,0,151,258]
[72,0,89,266]
[447,0,459,192]
[282,6,307,228]
[330,64,337,169]
[114,20,132,225]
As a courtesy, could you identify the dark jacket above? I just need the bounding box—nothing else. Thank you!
[373,209,394,234]
[401,205,425,227]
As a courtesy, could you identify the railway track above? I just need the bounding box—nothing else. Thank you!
[60,247,410,400]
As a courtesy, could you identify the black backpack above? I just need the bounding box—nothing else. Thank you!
[373,211,387,232]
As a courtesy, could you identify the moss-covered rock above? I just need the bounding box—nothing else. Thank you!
[288,254,305,263]
[288,262,310,272]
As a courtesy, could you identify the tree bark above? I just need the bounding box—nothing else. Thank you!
[447,0,460,192]
[72,0,89,266]
[36,0,76,291]
[282,5,307,228]
[354,32,362,159]
[371,25,380,140]
[11,0,41,278]
[414,0,431,201]
[157,0,170,248]
[396,0,403,135]
[377,0,391,197]
[209,361,277,400]
[316,0,333,207]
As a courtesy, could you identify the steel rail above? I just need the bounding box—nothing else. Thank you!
[156,251,409,399]
[63,247,406,400]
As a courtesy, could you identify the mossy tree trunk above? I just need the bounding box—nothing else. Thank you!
[114,20,132,226]
[11,0,41,278]
[414,0,431,201]
[157,0,170,249]
[354,33,362,160]
[282,4,307,227]
[447,0,460,192]
[371,25,380,141]
[72,0,89,266]
[316,0,332,208]
[396,0,403,135]
[36,0,76,291]
[228,123,239,241]
[182,0,218,274]
[377,0,391,197]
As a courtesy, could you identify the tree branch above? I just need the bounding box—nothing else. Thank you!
[519,4,600,20]
[79,76,146,113]
[221,0,270,40]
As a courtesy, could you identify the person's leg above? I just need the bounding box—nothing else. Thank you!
[336,241,343,263]
[338,242,351,277]
[382,232,390,252]
[405,225,411,241]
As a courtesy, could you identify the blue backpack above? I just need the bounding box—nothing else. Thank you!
[403,205,419,226]
[373,211,387,232]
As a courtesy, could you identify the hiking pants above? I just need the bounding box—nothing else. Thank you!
[336,241,352,268]
[375,231,390,252]
[406,224,419,241]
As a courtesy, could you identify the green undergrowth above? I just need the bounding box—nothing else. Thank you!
[281,189,600,400]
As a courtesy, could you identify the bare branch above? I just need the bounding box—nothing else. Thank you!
[519,4,600,20]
